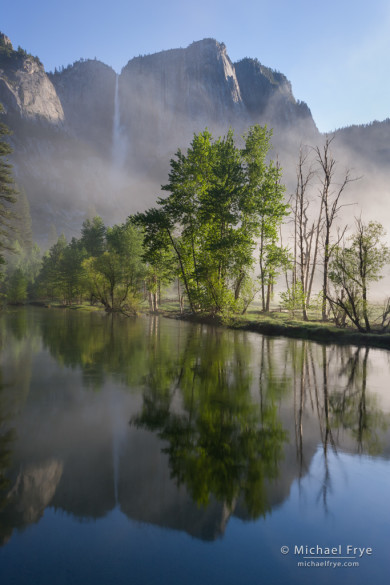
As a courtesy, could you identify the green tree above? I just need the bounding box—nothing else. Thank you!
[0,104,17,270]
[328,220,390,331]
[241,126,289,312]
[80,216,106,257]
[138,126,287,315]
[83,219,145,312]
[36,234,67,300]
[6,268,27,304]
[58,238,87,304]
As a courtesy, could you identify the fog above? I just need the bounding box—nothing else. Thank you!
[6,42,390,300]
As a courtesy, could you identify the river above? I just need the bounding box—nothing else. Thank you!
[0,307,389,584]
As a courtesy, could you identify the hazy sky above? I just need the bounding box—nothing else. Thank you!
[2,0,389,132]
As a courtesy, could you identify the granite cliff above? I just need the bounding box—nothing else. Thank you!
[0,33,64,125]
[0,32,388,243]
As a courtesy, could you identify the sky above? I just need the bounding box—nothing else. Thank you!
[2,0,389,133]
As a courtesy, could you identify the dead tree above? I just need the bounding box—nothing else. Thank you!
[290,146,323,320]
[314,136,355,321]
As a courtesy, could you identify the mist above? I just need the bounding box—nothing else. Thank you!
[3,37,390,300]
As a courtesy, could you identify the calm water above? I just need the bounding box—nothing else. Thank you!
[0,307,389,585]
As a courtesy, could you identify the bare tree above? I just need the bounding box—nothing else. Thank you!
[314,136,355,321]
[290,146,323,320]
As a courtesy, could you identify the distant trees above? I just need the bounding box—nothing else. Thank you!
[83,219,145,312]
[34,216,145,312]
[0,36,41,68]
[36,234,68,300]
[3,187,42,304]
[80,216,106,257]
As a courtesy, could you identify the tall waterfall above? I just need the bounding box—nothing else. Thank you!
[112,73,127,170]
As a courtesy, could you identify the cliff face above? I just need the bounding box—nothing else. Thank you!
[1,35,320,242]
[3,33,386,244]
[118,39,247,170]
[49,60,116,155]
[0,33,64,124]
[235,57,316,132]
[118,39,317,171]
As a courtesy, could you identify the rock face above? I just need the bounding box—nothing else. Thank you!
[2,32,388,243]
[119,39,245,163]
[49,60,116,155]
[118,39,317,173]
[1,34,321,242]
[235,57,315,131]
[0,33,64,124]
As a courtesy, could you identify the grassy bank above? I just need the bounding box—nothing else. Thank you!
[23,300,390,350]
[158,302,390,350]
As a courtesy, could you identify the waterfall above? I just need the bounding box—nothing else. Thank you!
[112,73,127,170]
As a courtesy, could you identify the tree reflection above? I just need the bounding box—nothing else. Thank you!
[1,307,390,539]
[288,339,390,513]
[328,346,389,455]
[0,367,17,543]
[133,327,288,519]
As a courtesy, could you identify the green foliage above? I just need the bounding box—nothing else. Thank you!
[35,234,68,300]
[280,282,306,316]
[36,234,88,304]
[242,126,289,311]
[328,220,390,331]
[137,125,287,316]
[83,219,145,312]
[33,215,148,310]
[6,268,27,303]
[0,36,42,69]
[80,216,106,257]
[133,326,287,516]
[1,186,42,302]
[0,104,17,268]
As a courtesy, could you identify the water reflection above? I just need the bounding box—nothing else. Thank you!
[0,308,389,544]
[133,328,288,519]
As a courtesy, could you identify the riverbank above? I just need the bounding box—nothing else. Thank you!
[160,308,390,350]
[18,302,390,350]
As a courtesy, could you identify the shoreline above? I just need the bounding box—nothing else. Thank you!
[159,309,390,350]
[10,303,390,350]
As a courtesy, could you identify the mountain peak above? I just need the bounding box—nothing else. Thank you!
[0,31,13,50]
[188,38,225,51]
[0,34,64,124]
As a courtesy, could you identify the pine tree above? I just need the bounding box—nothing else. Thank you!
[0,104,17,268]
[80,216,106,257]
